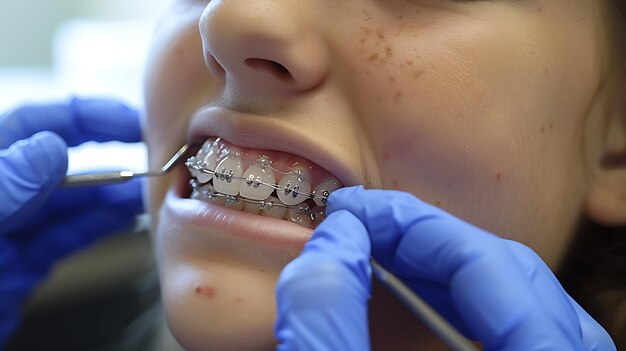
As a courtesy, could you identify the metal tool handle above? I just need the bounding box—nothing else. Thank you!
[371,259,479,351]
[63,171,135,187]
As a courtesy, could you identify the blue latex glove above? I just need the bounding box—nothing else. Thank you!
[0,97,144,348]
[275,186,616,351]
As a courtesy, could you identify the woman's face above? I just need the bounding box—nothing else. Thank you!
[143,1,616,349]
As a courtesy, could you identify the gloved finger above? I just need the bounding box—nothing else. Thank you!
[568,296,617,351]
[275,210,372,351]
[18,205,140,275]
[0,132,68,236]
[504,240,583,339]
[21,178,144,231]
[0,97,141,148]
[327,186,581,349]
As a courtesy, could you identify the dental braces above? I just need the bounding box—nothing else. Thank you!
[189,178,320,221]
[185,156,331,205]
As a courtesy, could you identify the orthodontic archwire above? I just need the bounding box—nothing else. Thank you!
[186,157,329,220]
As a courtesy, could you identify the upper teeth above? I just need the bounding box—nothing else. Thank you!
[187,139,342,208]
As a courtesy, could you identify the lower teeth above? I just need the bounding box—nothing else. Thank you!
[189,178,323,228]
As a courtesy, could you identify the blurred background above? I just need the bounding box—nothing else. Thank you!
[1,1,183,349]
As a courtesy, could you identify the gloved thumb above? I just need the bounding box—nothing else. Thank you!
[0,131,68,236]
[275,210,372,351]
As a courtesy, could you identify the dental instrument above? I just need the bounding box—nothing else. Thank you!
[62,143,192,187]
[63,141,477,350]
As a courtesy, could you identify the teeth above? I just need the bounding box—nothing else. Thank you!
[243,201,261,214]
[194,182,225,206]
[277,166,311,206]
[239,157,275,200]
[311,206,325,226]
[286,203,314,229]
[223,195,244,211]
[259,196,286,219]
[196,140,219,184]
[313,178,341,206]
[213,150,244,195]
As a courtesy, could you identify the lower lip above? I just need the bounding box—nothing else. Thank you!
[163,188,313,249]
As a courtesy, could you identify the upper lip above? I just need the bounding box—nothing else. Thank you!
[187,105,362,187]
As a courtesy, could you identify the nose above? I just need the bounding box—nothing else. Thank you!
[199,1,328,96]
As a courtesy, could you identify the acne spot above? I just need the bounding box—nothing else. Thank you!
[435,200,443,207]
[233,297,242,304]
[496,172,503,181]
[383,149,392,160]
[195,285,217,298]
[394,91,403,101]
[391,179,399,187]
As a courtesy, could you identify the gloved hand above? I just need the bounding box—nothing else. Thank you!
[275,186,616,351]
[0,97,144,348]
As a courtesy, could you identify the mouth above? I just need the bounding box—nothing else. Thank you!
[171,105,361,233]
[184,137,342,228]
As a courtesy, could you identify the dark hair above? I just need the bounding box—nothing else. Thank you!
[558,220,626,348]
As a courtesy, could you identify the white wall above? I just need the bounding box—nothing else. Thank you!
[0,0,168,67]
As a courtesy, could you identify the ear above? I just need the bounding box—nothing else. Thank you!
[584,112,626,225]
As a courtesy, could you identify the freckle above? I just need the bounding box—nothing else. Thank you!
[368,53,379,61]
[537,7,542,12]
[435,200,443,206]
[541,126,545,133]
[397,15,404,20]
[412,70,424,80]
[360,38,366,44]
[391,179,398,187]
[389,76,395,82]
[260,268,264,272]
[549,122,554,129]
[385,46,393,57]
[406,60,413,66]
[377,31,385,39]
[394,91,403,101]
[375,95,382,101]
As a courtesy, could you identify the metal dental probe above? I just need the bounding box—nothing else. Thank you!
[63,144,193,187]
[370,259,479,351]
[63,143,476,349]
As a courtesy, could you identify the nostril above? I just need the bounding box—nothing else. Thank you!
[244,58,294,82]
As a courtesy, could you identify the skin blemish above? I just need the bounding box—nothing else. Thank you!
[233,297,242,304]
[496,172,503,181]
[195,285,217,298]
[397,15,404,20]
[383,149,392,160]
[369,53,379,61]
[389,76,396,83]
[377,30,385,39]
[385,46,393,57]
[394,91,403,101]
[413,70,424,80]
[391,179,399,187]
